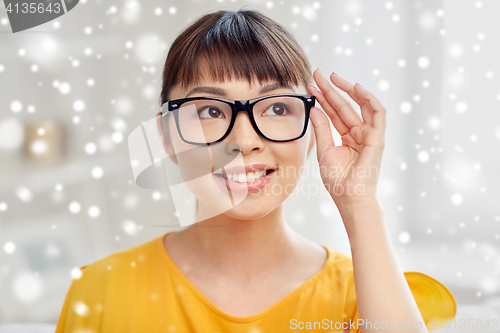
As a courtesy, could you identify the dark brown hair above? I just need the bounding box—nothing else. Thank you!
[158,9,313,105]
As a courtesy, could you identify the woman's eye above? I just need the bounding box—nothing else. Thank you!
[263,104,289,116]
[198,106,225,119]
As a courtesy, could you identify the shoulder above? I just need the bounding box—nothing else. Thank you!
[327,249,353,267]
[75,234,163,284]
[55,236,165,332]
[311,246,357,295]
[323,246,355,276]
[60,235,166,310]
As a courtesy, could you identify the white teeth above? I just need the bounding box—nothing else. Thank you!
[223,171,270,183]
[247,172,255,183]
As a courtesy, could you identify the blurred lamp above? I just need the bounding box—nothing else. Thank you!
[25,120,64,162]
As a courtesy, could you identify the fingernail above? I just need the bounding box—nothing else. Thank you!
[317,68,323,74]
[356,82,364,89]
[309,84,320,91]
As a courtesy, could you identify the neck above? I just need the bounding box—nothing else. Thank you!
[180,204,299,280]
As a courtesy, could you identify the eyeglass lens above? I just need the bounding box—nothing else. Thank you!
[174,96,306,143]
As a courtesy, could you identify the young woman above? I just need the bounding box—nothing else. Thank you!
[55,9,456,333]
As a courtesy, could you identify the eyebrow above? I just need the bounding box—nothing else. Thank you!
[185,83,295,98]
[259,83,294,94]
[185,86,226,98]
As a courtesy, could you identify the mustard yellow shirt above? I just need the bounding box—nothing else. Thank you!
[55,231,456,332]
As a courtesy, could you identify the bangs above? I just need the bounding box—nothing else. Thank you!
[160,10,313,104]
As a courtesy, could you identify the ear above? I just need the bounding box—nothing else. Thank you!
[156,112,178,165]
[307,124,316,157]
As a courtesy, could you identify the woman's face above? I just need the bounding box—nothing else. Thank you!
[164,73,313,221]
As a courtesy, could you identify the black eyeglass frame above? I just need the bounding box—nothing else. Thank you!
[160,94,316,146]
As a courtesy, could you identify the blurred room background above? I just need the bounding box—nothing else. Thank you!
[1,0,500,331]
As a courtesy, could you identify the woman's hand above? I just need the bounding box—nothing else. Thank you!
[307,69,387,207]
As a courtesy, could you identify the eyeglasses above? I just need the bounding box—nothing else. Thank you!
[160,94,315,145]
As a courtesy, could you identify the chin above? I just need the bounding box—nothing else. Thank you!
[222,200,280,221]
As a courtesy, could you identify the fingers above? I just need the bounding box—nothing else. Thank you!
[330,73,374,127]
[313,69,363,128]
[309,106,335,157]
[309,68,387,144]
[353,83,387,133]
[307,84,350,136]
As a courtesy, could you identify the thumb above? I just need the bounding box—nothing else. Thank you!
[309,107,336,159]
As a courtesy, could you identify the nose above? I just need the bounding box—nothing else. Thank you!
[225,111,264,154]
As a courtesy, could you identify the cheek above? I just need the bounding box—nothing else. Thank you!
[271,139,309,184]
[168,119,188,152]
[279,138,309,163]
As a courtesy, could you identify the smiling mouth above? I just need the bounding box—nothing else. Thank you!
[213,169,275,183]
